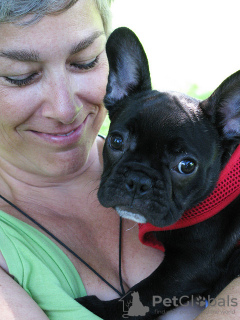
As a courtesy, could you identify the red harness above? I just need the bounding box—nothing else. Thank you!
[138,145,240,252]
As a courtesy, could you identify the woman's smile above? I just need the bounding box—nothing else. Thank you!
[28,114,90,146]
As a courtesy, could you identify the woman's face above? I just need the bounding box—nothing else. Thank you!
[0,0,109,179]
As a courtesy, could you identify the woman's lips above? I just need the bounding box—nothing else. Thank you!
[30,117,89,146]
[50,130,75,137]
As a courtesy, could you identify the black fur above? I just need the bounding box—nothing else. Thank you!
[76,27,240,319]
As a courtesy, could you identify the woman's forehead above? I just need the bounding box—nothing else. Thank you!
[0,0,104,51]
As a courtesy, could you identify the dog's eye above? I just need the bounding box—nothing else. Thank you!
[177,159,196,174]
[109,134,124,151]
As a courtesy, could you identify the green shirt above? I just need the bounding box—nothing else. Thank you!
[0,210,102,320]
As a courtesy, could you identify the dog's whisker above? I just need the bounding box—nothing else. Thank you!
[125,222,138,231]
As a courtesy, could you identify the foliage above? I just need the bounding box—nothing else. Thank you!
[99,115,110,137]
[187,84,212,100]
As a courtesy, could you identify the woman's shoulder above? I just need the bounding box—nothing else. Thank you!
[0,210,94,319]
[0,209,84,291]
[0,250,9,273]
[0,266,49,320]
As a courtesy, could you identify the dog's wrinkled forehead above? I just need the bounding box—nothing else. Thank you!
[119,90,201,139]
[140,91,199,124]
[108,89,220,159]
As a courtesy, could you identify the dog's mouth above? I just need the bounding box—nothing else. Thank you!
[115,206,147,223]
[115,204,183,227]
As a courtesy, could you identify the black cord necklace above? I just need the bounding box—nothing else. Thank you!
[0,194,126,297]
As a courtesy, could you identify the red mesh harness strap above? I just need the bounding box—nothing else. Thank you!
[139,144,240,252]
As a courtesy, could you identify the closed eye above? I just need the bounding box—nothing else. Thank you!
[4,72,40,87]
[3,54,100,87]
[70,55,99,71]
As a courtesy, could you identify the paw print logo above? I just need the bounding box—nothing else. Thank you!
[195,296,206,307]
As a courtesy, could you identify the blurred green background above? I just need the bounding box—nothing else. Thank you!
[100,0,239,136]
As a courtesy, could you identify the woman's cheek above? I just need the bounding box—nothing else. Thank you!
[79,58,109,105]
[0,86,38,126]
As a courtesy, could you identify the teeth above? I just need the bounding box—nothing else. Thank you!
[54,130,74,137]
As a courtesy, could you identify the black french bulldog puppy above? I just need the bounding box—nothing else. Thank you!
[76,27,240,319]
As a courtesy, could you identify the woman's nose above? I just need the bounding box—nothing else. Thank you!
[41,75,82,124]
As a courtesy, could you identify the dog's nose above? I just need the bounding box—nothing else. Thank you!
[125,174,152,195]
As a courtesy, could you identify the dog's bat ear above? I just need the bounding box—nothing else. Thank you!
[200,70,240,141]
[104,27,152,119]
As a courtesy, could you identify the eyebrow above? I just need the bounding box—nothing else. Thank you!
[0,49,40,62]
[70,31,105,55]
[0,31,105,62]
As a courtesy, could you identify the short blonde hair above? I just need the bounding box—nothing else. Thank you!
[0,0,113,35]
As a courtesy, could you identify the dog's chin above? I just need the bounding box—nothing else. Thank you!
[115,206,177,227]
[115,207,147,224]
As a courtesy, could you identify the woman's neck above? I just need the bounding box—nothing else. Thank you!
[0,137,104,218]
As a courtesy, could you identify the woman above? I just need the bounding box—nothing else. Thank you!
[0,1,238,319]
[0,1,165,319]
